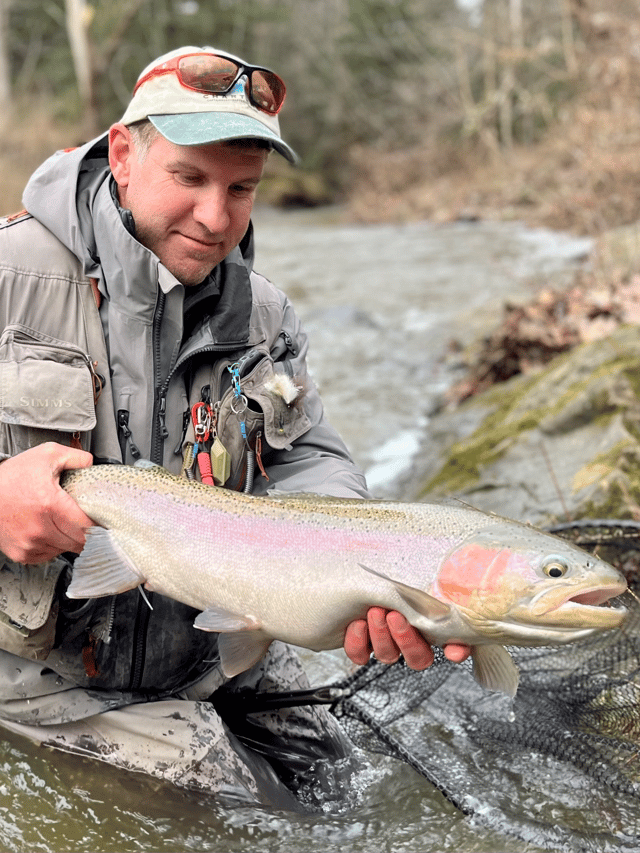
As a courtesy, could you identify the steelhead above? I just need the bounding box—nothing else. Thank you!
[62,462,627,697]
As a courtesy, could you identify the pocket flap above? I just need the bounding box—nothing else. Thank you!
[0,325,97,431]
[243,360,311,449]
[0,558,66,632]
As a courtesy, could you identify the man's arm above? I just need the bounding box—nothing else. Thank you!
[0,443,94,564]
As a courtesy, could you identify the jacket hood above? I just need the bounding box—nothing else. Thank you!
[23,134,112,279]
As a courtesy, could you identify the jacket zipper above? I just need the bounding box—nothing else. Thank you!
[149,290,168,466]
[129,288,166,691]
[128,302,256,688]
[117,410,141,461]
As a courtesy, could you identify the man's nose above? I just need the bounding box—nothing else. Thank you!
[193,188,230,233]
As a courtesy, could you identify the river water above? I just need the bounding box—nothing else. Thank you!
[0,209,594,853]
[253,207,592,496]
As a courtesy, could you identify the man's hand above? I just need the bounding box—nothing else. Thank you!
[0,443,94,564]
[344,607,471,670]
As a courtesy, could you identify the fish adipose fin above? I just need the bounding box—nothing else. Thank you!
[66,527,144,598]
[218,631,273,678]
[358,564,451,620]
[471,645,519,697]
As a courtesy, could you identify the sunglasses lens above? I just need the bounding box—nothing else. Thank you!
[178,55,240,92]
[250,70,286,114]
[166,54,286,114]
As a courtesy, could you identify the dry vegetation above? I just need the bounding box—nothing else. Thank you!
[0,99,84,215]
[348,7,640,237]
[446,264,640,404]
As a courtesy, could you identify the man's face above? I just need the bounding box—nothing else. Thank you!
[109,125,268,286]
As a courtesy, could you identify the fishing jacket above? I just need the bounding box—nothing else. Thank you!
[0,134,368,724]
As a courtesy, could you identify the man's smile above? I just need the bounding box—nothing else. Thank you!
[178,232,222,250]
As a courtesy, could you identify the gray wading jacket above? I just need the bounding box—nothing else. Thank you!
[0,134,368,725]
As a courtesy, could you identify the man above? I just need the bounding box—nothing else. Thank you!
[0,46,468,809]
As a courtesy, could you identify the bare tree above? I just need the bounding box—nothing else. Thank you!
[65,0,148,138]
[0,0,12,109]
[65,0,96,135]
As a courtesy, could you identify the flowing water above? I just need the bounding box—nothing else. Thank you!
[252,207,592,496]
[0,209,594,853]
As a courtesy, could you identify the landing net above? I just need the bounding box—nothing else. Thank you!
[324,522,640,851]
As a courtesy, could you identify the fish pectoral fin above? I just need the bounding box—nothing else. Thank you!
[194,607,259,633]
[218,632,273,678]
[66,527,143,599]
[471,645,519,698]
[358,564,451,620]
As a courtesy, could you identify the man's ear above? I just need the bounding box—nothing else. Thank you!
[108,123,135,191]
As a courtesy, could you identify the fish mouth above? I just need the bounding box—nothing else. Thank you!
[568,585,625,606]
[508,581,628,634]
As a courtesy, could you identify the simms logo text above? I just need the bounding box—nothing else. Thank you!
[19,397,73,408]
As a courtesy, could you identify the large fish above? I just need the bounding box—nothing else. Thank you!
[62,462,627,697]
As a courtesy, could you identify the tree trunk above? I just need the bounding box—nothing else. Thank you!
[65,0,100,138]
[0,0,12,110]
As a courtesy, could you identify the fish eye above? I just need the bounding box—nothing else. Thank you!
[542,556,569,578]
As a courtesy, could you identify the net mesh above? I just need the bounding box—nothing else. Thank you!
[325,525,640,852]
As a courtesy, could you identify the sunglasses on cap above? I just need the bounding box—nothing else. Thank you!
[133,52,286,116]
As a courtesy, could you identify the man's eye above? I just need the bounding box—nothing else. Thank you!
[231,184,256,195]
[176,173,201,185]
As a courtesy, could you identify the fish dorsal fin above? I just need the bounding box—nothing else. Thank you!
[217,631,273,677]
[66,527,143,599]
[133,459,160,470]
[358,563,451,620]
[471,645,519,697]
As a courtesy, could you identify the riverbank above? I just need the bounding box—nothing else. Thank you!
[445,222,640,408]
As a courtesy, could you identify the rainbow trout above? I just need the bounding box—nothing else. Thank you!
[62,462,627,696]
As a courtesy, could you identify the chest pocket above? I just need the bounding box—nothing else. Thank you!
[187,355,311,491]
[239,357,311,450]
[0,324,99,457]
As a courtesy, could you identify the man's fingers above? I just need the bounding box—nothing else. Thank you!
[367,607,401,664]
[343,618,372,665]
[48,445,93,478]
[385,610,435,670]
[49,448,94,552]
[0,443,94,563]
[443,643,472,663]
[52,488,93,535]
[343,608,472,672]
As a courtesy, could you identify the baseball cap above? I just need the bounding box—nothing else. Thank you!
[119,46,297,163]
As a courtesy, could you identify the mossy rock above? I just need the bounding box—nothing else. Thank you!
[406,325,640,527]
